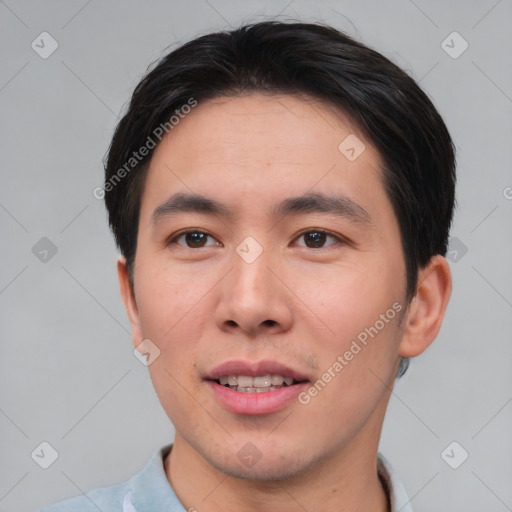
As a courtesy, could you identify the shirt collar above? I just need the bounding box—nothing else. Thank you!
[377,452,414,512]
[128,444,185,512]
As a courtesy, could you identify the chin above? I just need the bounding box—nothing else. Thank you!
[203,445,316,483]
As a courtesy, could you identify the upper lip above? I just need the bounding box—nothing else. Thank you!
[205,359,311,382]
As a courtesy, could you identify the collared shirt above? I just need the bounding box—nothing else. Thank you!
[38,444,413,512]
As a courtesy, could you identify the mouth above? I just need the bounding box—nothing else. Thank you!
[213,374,307,393]
[205,359,310,389]
[203,359,311,414]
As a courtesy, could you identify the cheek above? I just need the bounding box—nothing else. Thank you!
[297,259,401,337]
[298,294,403,435]
[134,257,212,349]
[293,259,405,397]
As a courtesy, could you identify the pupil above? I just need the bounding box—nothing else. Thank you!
[306,232,325,248]
[186,233,205,247]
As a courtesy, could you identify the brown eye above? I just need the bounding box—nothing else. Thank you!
[169,231,218,248]
[304,231,327,248]
[184,232,208,248]
[295,230,341,249]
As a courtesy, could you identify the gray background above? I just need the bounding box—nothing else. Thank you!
[1,1,511,511]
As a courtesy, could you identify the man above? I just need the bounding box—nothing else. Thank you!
[40,20,455,512]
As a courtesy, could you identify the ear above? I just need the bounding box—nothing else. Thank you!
[399,255,452,358]
[117,256,143,349]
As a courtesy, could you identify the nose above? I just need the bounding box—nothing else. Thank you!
[214,243,293,337]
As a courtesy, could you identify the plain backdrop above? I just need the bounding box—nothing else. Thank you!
[1,1,511,511]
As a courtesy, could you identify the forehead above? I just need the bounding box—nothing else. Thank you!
[153,93,377,162]
[141,93,388,220]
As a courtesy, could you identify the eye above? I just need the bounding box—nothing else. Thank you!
[294,230,344,249]
[168,230,220,249]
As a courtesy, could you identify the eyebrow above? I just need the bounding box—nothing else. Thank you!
[272,193,371,224]
[151,192,372,225]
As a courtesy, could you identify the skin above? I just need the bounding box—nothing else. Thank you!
[118,93,452,512]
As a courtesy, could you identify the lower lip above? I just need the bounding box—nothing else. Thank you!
[206,380,309,415]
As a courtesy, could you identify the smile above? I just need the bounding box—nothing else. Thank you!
[217,374,299,392]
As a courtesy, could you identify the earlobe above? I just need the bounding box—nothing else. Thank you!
[117,256,143,348]
[399,255,452,358]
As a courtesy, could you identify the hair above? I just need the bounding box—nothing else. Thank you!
[104,21,456,376]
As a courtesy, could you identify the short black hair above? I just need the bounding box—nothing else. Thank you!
[104,20,456,304]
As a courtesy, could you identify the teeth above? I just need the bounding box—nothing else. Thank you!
[236,386,280,393]
[253,375,272,387]
[219,376,239,386]
[271,375,284,386]
[217,374,297,389]
[237,376,253,387]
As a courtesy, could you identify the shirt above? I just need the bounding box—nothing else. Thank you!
[38,444,413,512]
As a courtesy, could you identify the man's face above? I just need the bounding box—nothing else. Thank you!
[125,93,409,480]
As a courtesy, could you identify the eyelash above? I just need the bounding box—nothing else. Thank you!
[167,229,347,250]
